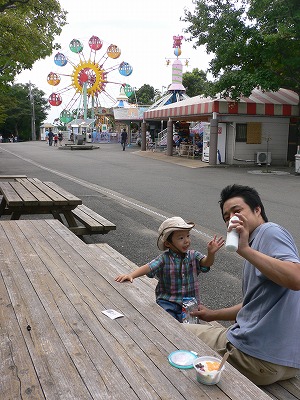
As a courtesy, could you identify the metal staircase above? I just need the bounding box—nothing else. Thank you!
[156,128,168,146]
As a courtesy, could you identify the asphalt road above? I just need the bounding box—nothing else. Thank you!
[1,141,299,316]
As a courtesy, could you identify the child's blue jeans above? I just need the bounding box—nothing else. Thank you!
[157,299,182,322]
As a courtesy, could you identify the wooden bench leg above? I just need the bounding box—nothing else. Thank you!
[0,197,6,216]
[11,211,22,220]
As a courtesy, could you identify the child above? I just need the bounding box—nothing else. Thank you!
[53,134,58,146]
[115,216,224,322]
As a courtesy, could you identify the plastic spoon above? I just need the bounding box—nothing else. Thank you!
[218,349,233,371]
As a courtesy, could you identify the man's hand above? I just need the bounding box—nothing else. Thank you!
[190,304,217,322]
[228,212,250,254]
[190,303,242,322]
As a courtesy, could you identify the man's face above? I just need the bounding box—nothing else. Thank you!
[222,196,261,233]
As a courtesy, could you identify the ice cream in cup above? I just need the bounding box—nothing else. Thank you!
[193,356,224,385]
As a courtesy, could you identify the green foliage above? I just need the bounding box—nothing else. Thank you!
[0,83,49,140]
[182,0,300,99]
[182,68,211,97]
[0,0,67,85]
[128,84,156,105]
[0,1,30,13]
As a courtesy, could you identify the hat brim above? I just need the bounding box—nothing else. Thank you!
[157,223,194,251]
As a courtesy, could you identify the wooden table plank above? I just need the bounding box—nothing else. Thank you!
[14,178,53,205]
[25,178,67,205]
[10,181,39,205]
[0,174,27,180]
[42,181,82,205]
[0,182,23,206]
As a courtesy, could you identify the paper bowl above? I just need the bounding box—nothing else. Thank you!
[193,356,224,385]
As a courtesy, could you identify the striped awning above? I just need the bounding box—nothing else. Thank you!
[144,88,299,120]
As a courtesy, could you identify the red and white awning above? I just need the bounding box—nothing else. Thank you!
[144,88,299,120]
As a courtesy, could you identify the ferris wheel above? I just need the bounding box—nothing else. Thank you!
[47,35,133,124]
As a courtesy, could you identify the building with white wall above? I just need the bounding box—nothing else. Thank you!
[144,88,299,166]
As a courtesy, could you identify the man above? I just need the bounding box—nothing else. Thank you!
[120,128,127,151]
[48,128,54,146]
[184,184,300,385]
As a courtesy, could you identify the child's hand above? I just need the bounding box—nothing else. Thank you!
[115,274,133,283]
[207,235,224,254]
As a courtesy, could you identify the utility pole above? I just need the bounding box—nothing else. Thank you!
[29,81,36,141]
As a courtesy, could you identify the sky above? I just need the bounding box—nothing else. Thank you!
[16,0,211,123]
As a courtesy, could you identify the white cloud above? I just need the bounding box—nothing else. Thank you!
[16,0,211,123]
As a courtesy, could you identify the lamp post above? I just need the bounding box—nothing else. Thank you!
[133,87,138,106]
[29,81,36,141]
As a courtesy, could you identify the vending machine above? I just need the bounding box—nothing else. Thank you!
[202,124,211,162]
[202,123,226,164]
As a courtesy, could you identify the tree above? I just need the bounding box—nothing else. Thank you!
[128,84,156,105]
[0,83,49,140]
[182,0,300,100]
[0,0,30,12]
[0,0,67,85]
[182,68,211,97]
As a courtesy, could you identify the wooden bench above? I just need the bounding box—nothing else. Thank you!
[261,376,300,399]
[70,204,116,236]
[89,243,300,400]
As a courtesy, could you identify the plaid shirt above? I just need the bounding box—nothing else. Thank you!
[147,249,210,305]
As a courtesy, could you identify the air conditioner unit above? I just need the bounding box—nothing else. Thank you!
[256,152,271,165]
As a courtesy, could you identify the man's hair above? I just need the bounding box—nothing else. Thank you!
[219,184,268,222]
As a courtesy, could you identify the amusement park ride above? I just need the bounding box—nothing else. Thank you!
[47,35,134,138]
[148,34,190,111]
[46,34,191,144]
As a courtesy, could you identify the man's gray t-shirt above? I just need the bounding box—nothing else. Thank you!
[227,222,300,368]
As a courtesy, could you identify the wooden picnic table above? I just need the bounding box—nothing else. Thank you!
[0,219,271,399]
[0,177,116,237]
[0,177,81,221]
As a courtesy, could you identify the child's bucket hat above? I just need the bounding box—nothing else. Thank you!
[157,217,195,251]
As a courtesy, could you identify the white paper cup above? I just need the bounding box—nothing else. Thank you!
[193,356,224,385]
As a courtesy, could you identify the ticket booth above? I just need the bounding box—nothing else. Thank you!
[79,123,92,143]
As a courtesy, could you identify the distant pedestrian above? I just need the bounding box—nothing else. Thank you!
[120,128,127,151]
[48,128,54,146]
[54,134,58,146]
[58,132,63,146]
